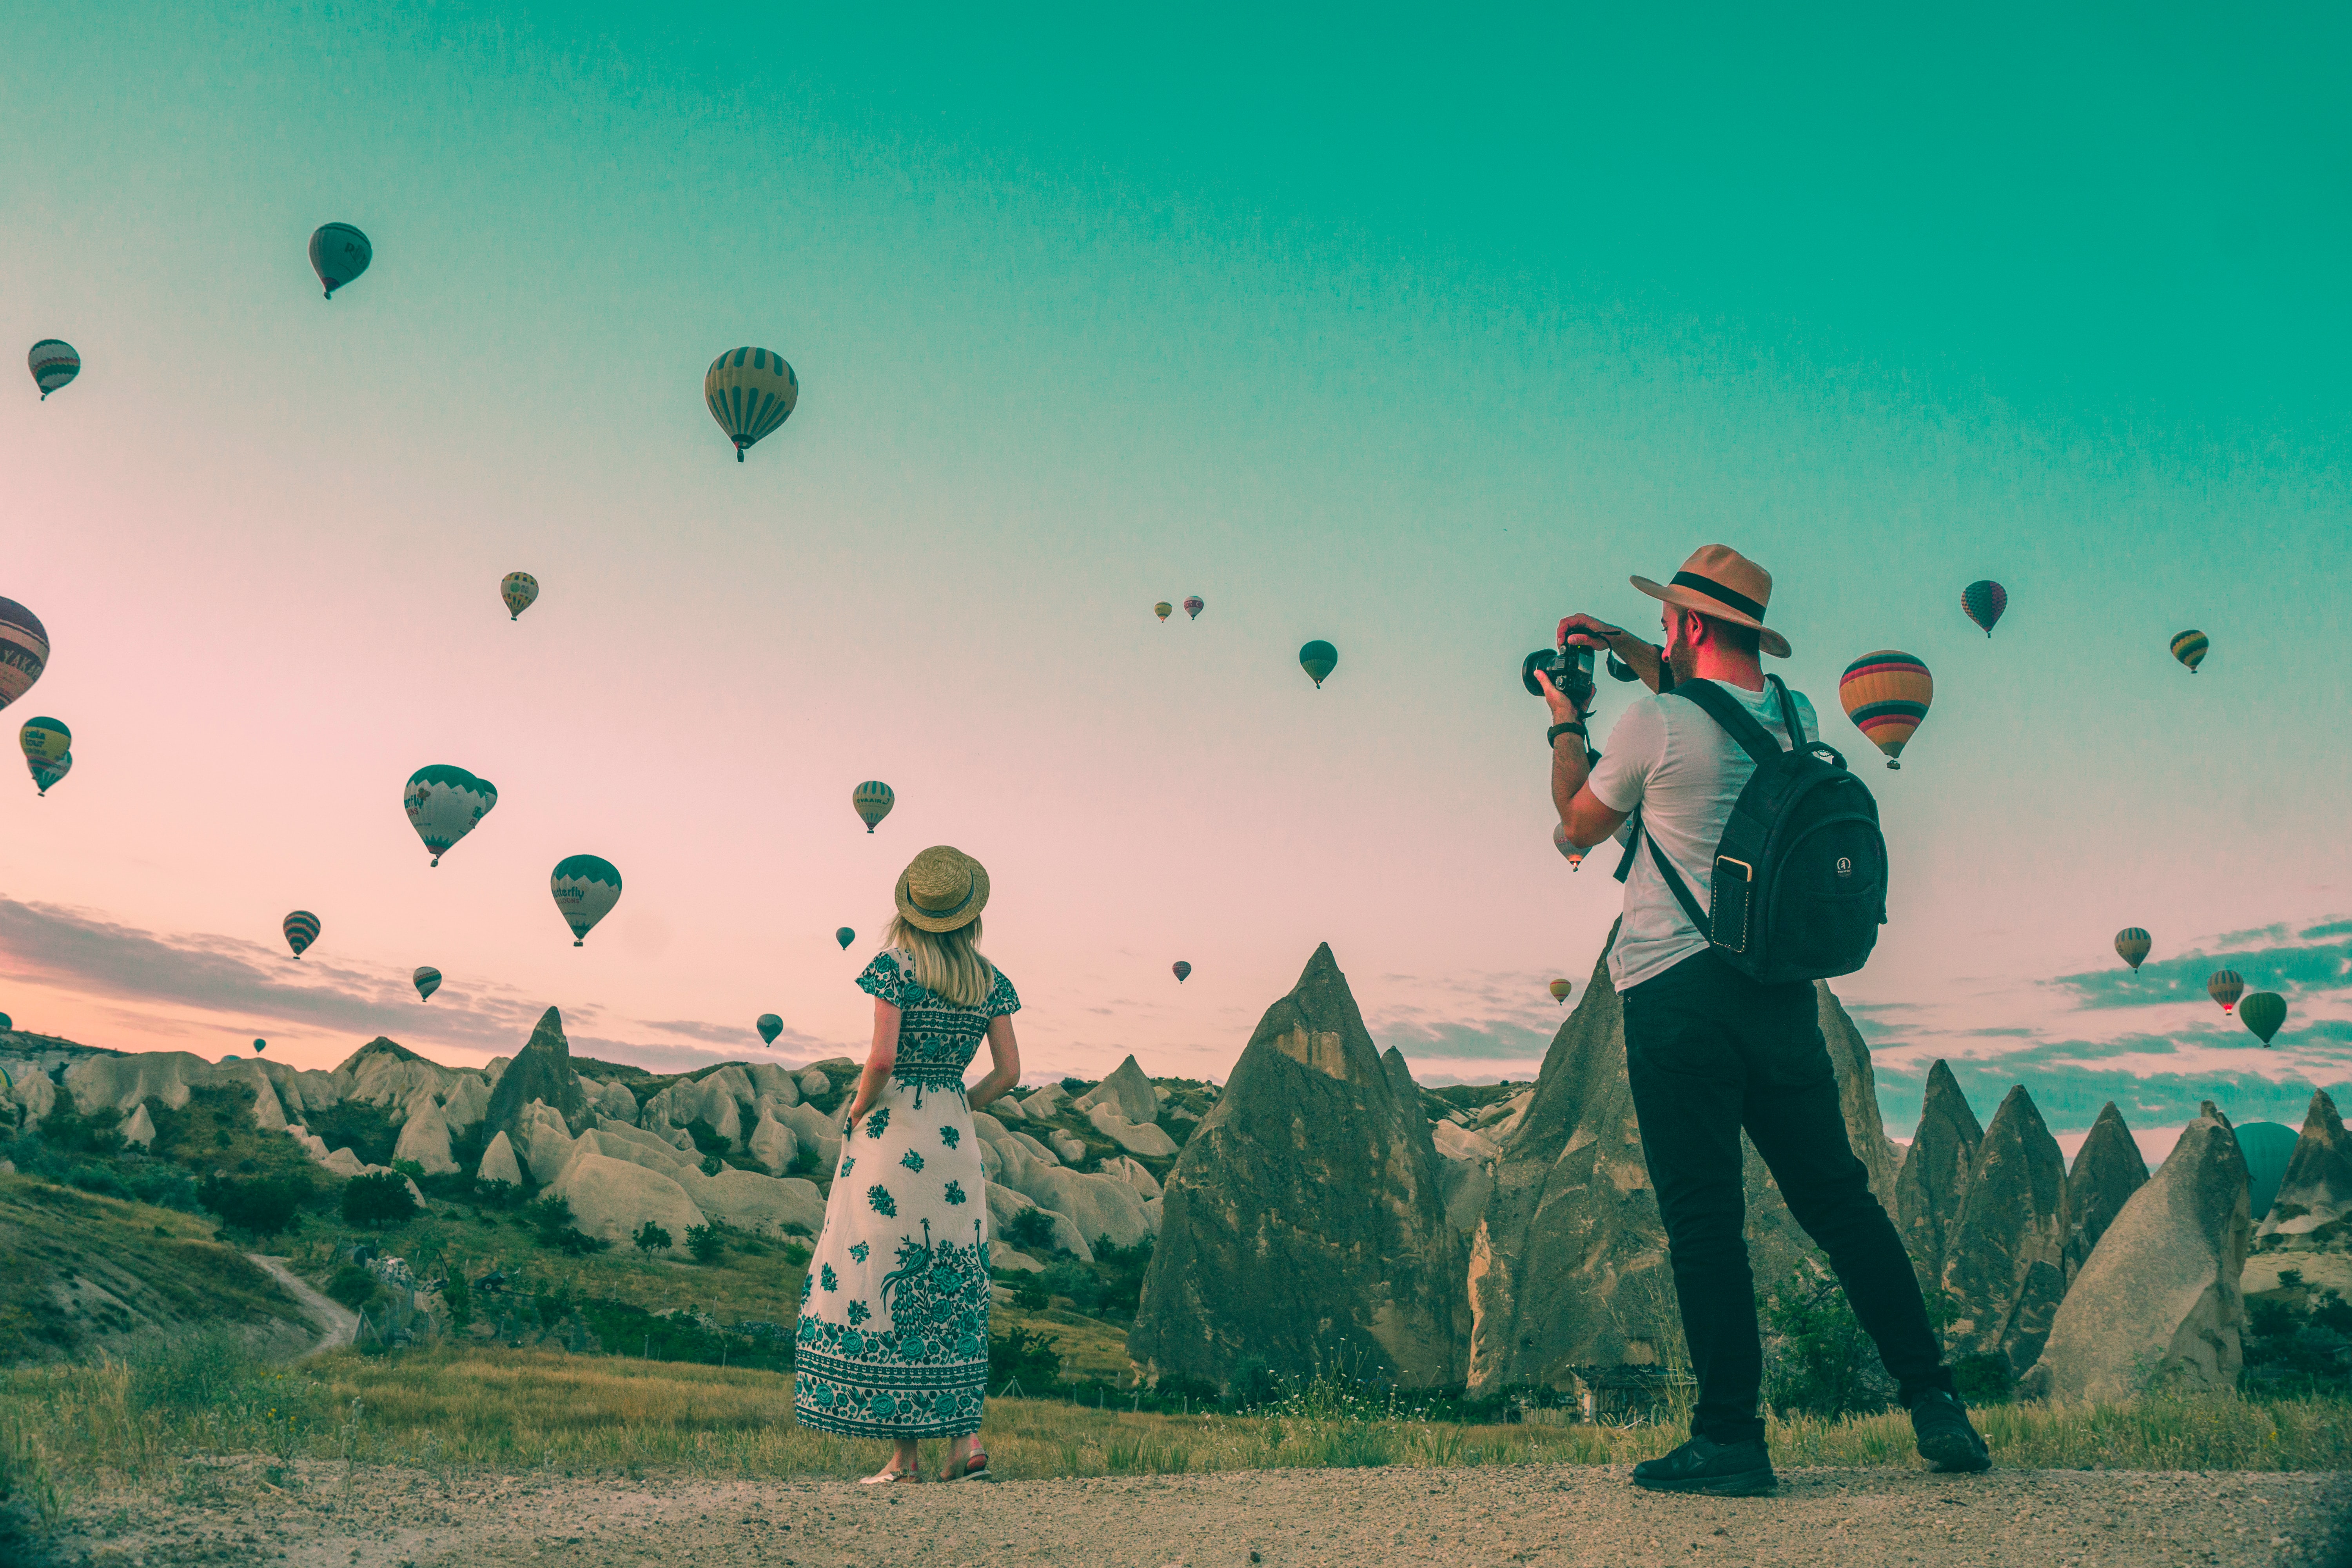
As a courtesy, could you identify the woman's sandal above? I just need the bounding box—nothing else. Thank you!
[859,1466,922,1485]
[940,1448,991,1482]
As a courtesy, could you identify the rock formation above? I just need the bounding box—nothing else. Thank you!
[1894,1060,1983,1290]
[2022,1102,2251,1400]
[482,1008,589,1140]
[122,1103,157,1148]
[1085,1101,1179,1157]
[477,1130,524,1186]
[390,1098,459,1175]
[2256,1089,2352,1252]
[1939,1084,2068,1376]
[546,1151,702,1254]
[1131,944,1465,1388]
[2062,1102,2147,1282]
[747,1111,797,1172]
[1076,1055,1160,1125]
[1465,935,1904,1396]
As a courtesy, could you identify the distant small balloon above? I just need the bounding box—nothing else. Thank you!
[2240,991,2286,1046]
[28,340,79,400]
[0,1015,11,1036]
[2170,630,2209,673]
[1549,978,1572,1005]
[309,223,372,299]
[2206,970,2244,1015]
[835,926,856,950]
[704,347,799,461]
[253,1038,267,1053]
[852,780,895,833]
[757,1013,783,1046]
[1553,822,1584,871]
[501,572,539,621]
[27,751,71,797]
[550,855,622,946]
[22,717,72,797]
[1154,602,1173,623]
[0,598,50,715]
[1172,961,1192,983]
[1299,640,1338,689]
[283,910,320,959]
[1961,580,2007,637]
[1183,596,1205,621]
[2114,927,2152,972]
[413,966,442,1002]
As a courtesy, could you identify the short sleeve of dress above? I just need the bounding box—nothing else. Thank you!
[856,951,906,1006]
[984,967,1021,1018]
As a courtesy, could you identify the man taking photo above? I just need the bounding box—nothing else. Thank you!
[1540,544,1989,1496]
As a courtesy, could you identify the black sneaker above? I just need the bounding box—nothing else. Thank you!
[1909,1390,1991,1472]
[1630,1435,1777,1496]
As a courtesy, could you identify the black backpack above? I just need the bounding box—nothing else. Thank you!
[1612,675,1887,984]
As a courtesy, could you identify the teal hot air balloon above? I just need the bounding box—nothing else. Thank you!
[1961,580,2007,637]
[253,1038,267,1054]
[28,341,79,399]
[550,855,622,946]
[852,780,895,833]
[835,926,855,950]
[757,1014,783,1046]
[1299,640,1338,688]
[309,223,372,298]
[2239,991,2286,1046]
[413,966,442,1002]
[2234,1121,2300,1223]
[0,1015,13,1036]
[404,765,498,866]
[27,751,71,797]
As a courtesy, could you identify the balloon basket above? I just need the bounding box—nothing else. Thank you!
[573,939,584,948]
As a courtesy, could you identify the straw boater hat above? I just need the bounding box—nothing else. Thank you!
[1630,544,1792,659]
[895,845,990,933]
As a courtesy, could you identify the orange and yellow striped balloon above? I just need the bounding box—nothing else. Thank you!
[1838,651,1933,770]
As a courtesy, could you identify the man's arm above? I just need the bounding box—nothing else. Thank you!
[1536,668,1631,849]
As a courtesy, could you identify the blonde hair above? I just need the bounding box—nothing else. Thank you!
[885,915,996,1009]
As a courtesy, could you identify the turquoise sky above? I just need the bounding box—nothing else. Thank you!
[4,2,2348,1139]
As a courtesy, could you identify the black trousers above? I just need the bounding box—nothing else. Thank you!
[1622,949,1953,1443]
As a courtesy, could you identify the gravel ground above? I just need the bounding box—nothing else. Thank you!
[23,1460,2349,1568]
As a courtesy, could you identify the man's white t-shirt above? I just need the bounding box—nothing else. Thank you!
[1586,679,1821,992]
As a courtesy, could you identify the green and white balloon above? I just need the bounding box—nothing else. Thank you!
[550,854,622,946]
[403,765,498,866]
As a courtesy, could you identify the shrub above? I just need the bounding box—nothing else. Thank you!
[987,1327,1061,1392]
[340,1172,419,1227]
[633,1221,673,1255]
[302,1100,401,1168]
[197,1174,305,1238]
[34,1087,123,1157]
[1229,1356,1279,1408]
[1003,1208,1058,1255]
[700,1154,723,1177]
[786,1142,822,1178]
[440,1268,472,1329]
[389,1158,426,1182]
[682,1118,731,1160]
[1761,1267,1896,1418]
[686,1223,726,1266]
[324,1264,381,1312]
[473,1178,519,1210]
[524,1193,611,1255]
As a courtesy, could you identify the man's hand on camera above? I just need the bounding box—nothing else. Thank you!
[1556,613,1624,652]
[1534,668,1589,725]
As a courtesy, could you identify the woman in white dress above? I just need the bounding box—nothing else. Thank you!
[794,845,1022,1484]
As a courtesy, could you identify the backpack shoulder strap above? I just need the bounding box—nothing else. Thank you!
[1610,804,1715,940]
[1767,674,1805,747]
[1666,679,1786,767]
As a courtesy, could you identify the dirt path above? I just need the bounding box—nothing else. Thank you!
[31,1459,2348,1568]
[247,1254,358,1356]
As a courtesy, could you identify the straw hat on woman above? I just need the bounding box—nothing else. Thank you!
[792,846,1024,1484]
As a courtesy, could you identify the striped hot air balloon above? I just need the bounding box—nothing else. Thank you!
[1961,580,2007,637]
[1838,651,1933,769]
[2114,927,2152,971]
[1183,596,1205,621]
[2240,991,2286,1046]
[1172,961,1192,983]
[403,765,498,866]
[2207,970,2245,1014]
[704,347,799,461]
[757,1014,784,1045]
[852,780,895,833]
[835,926,856,950]
[501,572,539,621]
[1553,822,1585,871]
[1154,601,1173,622]
[283,910,321,959]
[1549,978,1572,1005]
[28,341,79,399]
[308,223,372,299]
[27,751,70,797]
[2171,630,2209,673]
[0,598,49,714]
[1299,640,1338,688]
[550,855,623,946]
[413,966,442,1002]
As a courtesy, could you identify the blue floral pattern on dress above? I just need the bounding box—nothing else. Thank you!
[867,1184,897,1218]
[846,1299,870,1325]
[839,1155,855,1178]
[944,1180,967,1206]
[849,1242,869,1263]
[865,1107,890,1140]
[900,1149,925,1173]
[820,1264,838,1292]
[939,1125,960,1150]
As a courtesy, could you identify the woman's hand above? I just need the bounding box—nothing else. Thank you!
[845,999,901,1129]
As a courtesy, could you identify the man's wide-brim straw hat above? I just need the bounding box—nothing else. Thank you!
[1630,544,1793,659]
[895,845,990,933]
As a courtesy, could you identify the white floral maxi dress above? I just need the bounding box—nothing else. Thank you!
[793,949,1018,1439]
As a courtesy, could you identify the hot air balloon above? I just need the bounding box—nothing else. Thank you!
[1299,640,1338,688]
[2240,991,2286,1046]
[1154,602,1172,622]
[1961,580,2007,637]
[414,966,442,1002]
[852,780,895,833]
[283,910,320,959]
[2170,630,2209,673]
[1553,822,1584,871]
[1183,596,1205,621]
[1172,961,1192,983]
[1838,651,1933,769]
[253,1039,267,1054]
[501,572,539,621]
[757,1014,783,1046]
[0,598,49,714]
[550,855,622,946]
[835,926,856,950]
[309,223,372,299]
[27,752,71,797]
[403,766,498,866]
[2206,970,2245,1014]
[2114,927,2152,971]
[704,347,798,461]
[28,341,79,399]
[1549,978,1572,1005]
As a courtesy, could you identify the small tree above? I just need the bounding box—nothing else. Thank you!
[1004,1208,1058,1255]
[633,1220,673,1255]
[686,1222,726,1266]
[198,1174,305,1238]
[341,1171,420,1227]
[441,1267,473,1329]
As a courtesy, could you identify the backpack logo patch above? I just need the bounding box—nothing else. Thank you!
[1836,856,1854,878]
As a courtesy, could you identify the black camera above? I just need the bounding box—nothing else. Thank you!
[1522,643,1595,708]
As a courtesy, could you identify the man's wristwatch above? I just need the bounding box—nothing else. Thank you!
[1546,720,1588,748]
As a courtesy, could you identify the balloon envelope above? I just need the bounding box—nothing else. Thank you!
[835,926,856,950]
[757,1014,784,1046]
[413,966,442,1002]
[1172,961,1192,982]
[1838,652,1933,769]
[283,910,320,959]
[1183,596,1205,620]
[0,598,49,714]
[253,1039,267,1053]
[704,347,799,460]
[2206,970,2244,1014]
[2240,991,2286,1045]
[27,751,71,796]
[1549,978,1572,1005]
[2171,630,2209,673]
[852,780,895,833]
[2236,1121,2300,1221]
[2114,927,2151,971]
[28,340,79,399]
[550,855,623,945]
[309,223,372,298]
[404,765,498,866]
[1299,640,1338,688]
[501,572,539,620]
[1961,580,2007,637]
[1553,822,1584,870]
[18,716,68,764]
[1154,602,1172,622]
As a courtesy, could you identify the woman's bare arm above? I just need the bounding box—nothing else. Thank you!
[966,1014,1022,1113]
[845,999,900,1129]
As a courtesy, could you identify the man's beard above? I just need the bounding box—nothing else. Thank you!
[1667,639,1700,685]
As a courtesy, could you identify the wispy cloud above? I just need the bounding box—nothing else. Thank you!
[2047,931,2352,1012]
